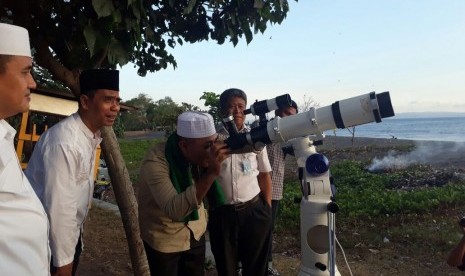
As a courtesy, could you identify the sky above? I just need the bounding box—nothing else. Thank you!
[119,0,465,114]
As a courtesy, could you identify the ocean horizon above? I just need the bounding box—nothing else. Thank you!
[325,116,465,142]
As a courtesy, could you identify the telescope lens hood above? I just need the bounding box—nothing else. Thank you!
[377,92,395,118]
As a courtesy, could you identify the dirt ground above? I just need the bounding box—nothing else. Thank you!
[77,136,465,275]
[79,206,465,276]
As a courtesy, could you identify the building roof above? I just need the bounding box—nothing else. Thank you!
[30,86,137,116]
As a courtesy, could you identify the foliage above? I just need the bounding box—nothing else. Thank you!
[277,180,302,231]
[180,102,200,112]
[276,160,465,232]
[32,63,68,90]
[112,114,125,138]
[121,94,155,131]
[200,91,221,123]
[2,0,292,91]
[121,94,199,131]
[152,96,184,133]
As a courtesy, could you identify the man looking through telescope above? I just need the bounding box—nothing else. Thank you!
[208,88,272,276]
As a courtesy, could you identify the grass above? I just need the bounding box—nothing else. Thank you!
[277,160,465,233]
[118,139,160,183]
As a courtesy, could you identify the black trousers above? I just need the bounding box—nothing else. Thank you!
[50,235,82,276]
[208,196,272,276]
[143,233,206,276]
[267,199,280,262]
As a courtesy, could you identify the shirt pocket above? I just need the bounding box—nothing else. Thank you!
[244,153,258,173]
[76,161,91,184]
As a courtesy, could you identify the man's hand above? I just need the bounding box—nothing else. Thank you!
[206,140,230,177]
[52,262,73,276]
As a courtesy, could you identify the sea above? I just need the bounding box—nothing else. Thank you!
[324,117,465,142]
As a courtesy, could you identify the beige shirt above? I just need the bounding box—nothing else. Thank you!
[138,143,207,253]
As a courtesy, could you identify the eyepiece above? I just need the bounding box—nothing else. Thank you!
[222,116,239,136]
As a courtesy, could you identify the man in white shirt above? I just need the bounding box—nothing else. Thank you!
[209,88,273,276]
[0,23,51,275]
[26,69,121,276]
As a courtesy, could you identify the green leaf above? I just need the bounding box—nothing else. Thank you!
[113,9,122,23]
[183,0,197,14]
[92,0,115,18]
[83,24,97,57]
[127,0,137,7]
[254,0,264,9]
[131,3,141,20]
[107,39,130,66]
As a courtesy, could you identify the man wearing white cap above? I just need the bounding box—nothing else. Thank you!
[26,68,121,276]
[0,23,51,275]
[138,111,230,276]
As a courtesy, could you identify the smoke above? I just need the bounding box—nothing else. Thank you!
[367,141,465,172]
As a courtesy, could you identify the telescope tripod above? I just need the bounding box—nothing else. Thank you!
[286,136,341,276]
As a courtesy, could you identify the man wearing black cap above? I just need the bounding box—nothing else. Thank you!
[26,69,121,276]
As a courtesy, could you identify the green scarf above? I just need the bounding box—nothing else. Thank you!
[165,133,225,222]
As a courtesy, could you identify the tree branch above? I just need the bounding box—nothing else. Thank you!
[33,37,80,97]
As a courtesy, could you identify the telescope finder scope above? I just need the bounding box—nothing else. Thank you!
[244,94,292,116]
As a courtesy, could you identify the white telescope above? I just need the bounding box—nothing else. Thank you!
[224,91,394,275]
[225,91,394,150]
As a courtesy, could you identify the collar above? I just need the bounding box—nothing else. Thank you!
[238,124,250,133]
[0,119,17,142]
[72,113,102,140]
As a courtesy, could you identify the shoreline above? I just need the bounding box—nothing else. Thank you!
[318,135,413,150]
[318,135,465,150]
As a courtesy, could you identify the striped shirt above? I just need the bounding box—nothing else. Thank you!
[267,142,286,200]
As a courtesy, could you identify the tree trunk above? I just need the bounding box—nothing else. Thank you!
[100,127,150,276]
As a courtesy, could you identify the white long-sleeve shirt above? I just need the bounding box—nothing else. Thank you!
[0,119,50,275]
[26,113,101,267]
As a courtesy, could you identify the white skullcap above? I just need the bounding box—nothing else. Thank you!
[177,111,216,138]
[0,23,32,57]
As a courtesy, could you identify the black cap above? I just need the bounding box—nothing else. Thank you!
[79,69,119,95]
